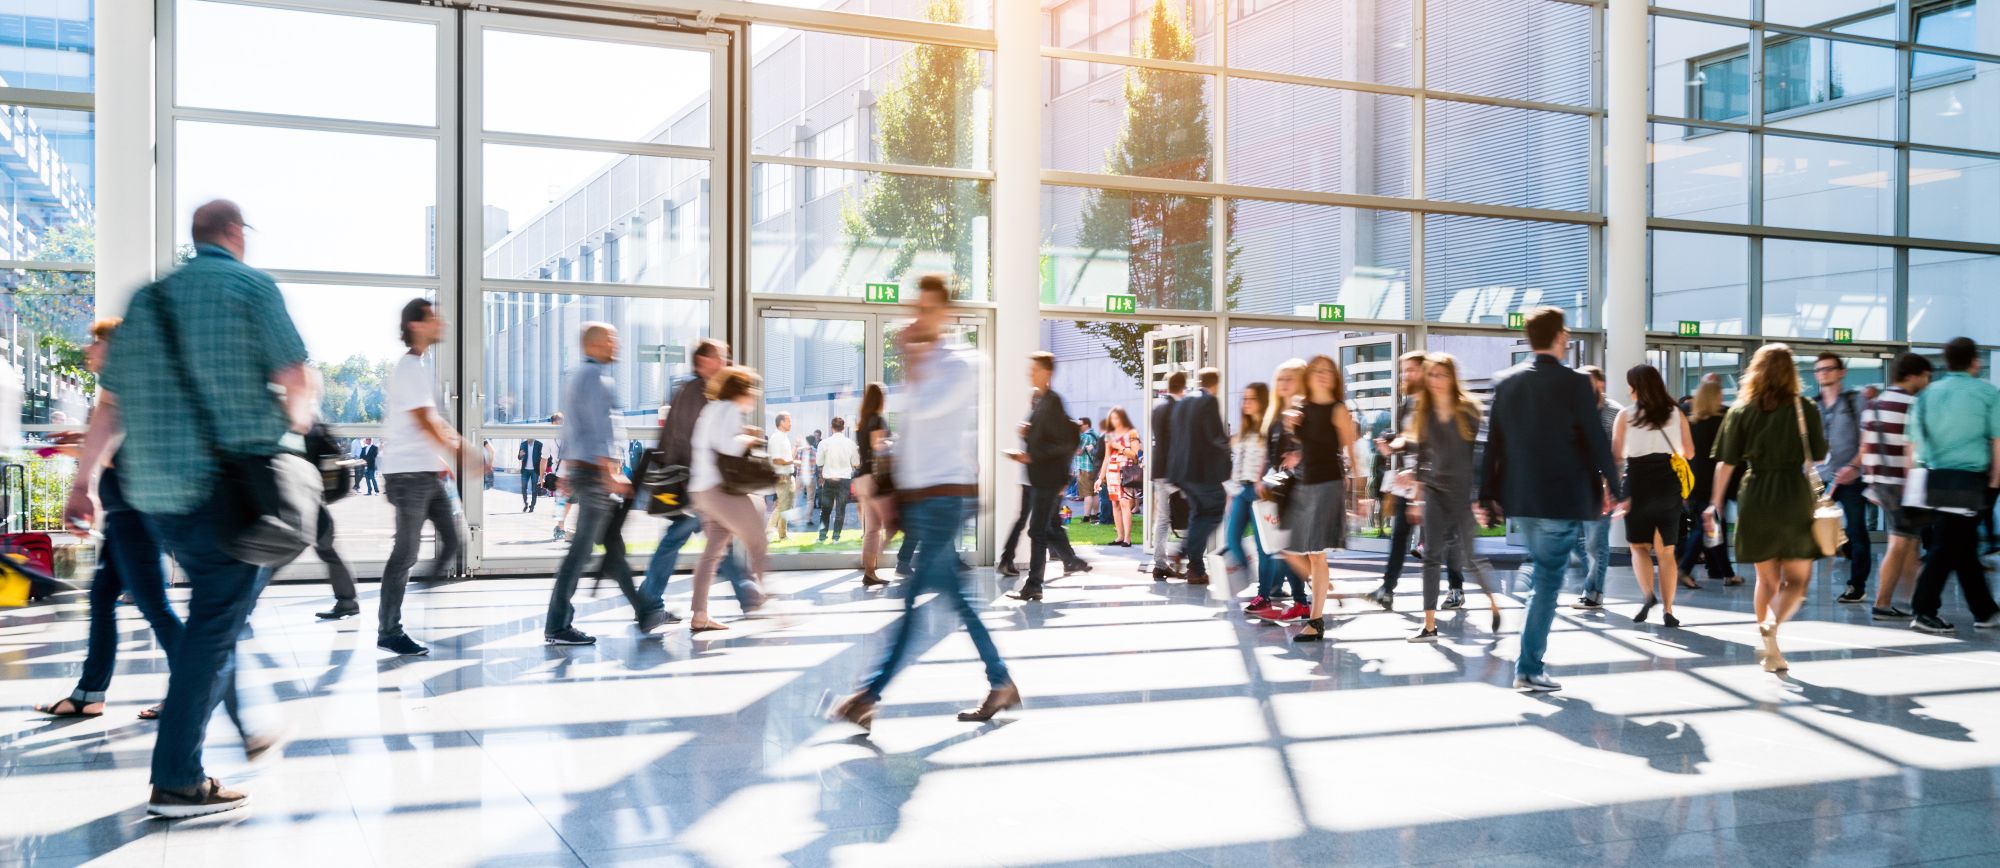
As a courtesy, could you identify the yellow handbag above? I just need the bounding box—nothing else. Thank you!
[1658,427,1695,499]
[0,558,31,607]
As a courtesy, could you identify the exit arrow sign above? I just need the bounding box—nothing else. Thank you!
[864,282,900,303]
[1316,303,1345,323]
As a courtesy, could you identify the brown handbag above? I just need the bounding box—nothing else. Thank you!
[1793,397,1846,558]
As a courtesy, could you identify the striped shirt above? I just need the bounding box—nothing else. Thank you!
[1861,386,1915,488]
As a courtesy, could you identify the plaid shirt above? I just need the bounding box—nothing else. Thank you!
[101,245,307,515]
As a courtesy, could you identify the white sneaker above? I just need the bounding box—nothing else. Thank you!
[1513,673,1563,692]
[1975,613,2000,629]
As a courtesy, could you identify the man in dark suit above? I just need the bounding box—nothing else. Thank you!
[518,438,544,512]
[1479,307,1622,693]
[360,439,380,495]
[1168,367,1230,585]
[1009,352,1088,600]
[1148,371,1185,578]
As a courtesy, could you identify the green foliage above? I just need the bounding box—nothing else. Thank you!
[22,455,74,532]
[317,355,392,424]
[839,0,988,296]
[1072,0,1241,385]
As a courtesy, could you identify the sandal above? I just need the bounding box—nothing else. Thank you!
[138,704,162,721]
[34,697,103,718]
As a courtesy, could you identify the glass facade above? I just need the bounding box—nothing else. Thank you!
[1650,0,2000,347]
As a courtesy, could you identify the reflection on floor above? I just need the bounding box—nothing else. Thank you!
[4,546,2000,867]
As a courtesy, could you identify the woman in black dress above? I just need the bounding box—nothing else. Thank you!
[1677,379,1739,585]
[1281,355,1360,644]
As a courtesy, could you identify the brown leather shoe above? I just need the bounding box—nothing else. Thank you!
[832,691,877,732]
[1185,573,1210,585]
[956,682,1021,722]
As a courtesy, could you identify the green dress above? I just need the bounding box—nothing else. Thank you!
[1713,395,1829,563]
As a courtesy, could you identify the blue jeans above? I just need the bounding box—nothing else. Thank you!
[1179,481,1226,578]
[144,491,269,791]
[545,466,654,633]
[1097,486,1112,524]
[1222,483,1257,569]
[72,468,183,703]
[1570,516,1610,596]
[1832,482,1872,592]
[641,510,748,611]
[1516,518,1583,679]
[863,497,1008,700]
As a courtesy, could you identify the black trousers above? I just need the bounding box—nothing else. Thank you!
[1910,511,2000,622]
[1380,501,1461,593]
[818,478,852,539]
[1025,483,1081,587]
[1000,484,1033,564]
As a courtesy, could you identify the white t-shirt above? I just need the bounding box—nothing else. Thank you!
[769,428,795,476]
[690,400,746,493]
[1621,406,1684,459]
[818,432,859,480]
[379,353,445,474]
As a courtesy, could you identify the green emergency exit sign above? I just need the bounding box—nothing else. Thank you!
[1506,311,1526,330]
[864,282,899,303]
[1830,327,1854,344]
[1678,320,1701,338]
[1316,303,1346,323]
[1105,294,1138,314]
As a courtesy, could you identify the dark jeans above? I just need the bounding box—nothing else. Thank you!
[1676,500,1736,578]
[521,469,540,510]
[144,491,268,791]
[362,468,379,495]
[545,465,655,633]
[380,472,462,640]
[640,510,750,611]
[818,478,852,540]
[319,503,358,604]
[1911,511,2000,621]
[72,468,184,703]
[896,527,919,571]
[1381,503,1463,593]
[999,484,1032,564]
[862,497,1008,700]
[1026,482,1081,588]
[1833,482,1873,592]
[1097,485,1112,524]
[1178,481,1226,578]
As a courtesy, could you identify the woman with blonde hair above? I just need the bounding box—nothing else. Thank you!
[687,365,773,632]
[1248,361,1310,620]
[1403,353,1504,642]
[1677,378,1739,586]
[1280,355,1360,642]
[1705,344,1827,671]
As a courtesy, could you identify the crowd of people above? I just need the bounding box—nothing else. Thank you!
[26,201,2000,821]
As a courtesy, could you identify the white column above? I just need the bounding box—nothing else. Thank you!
[1603,0,1649,376]
[989,1,1039,565]
[94,4,154,317]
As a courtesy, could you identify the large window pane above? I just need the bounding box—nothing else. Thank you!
[1654,1,1749,16]
[1040,0,1213,61]
[1763,0,1889,27]
[1909,150,2000,244]
[1910,53,1998,150]
[175,122,436,276]
[1227,200,1410,320]
[1761,239,1892,342]
[1426,100,1591,211]
[0,105,93,263]
[1760,135,1893,235]
[753,26,990,171]
[482,29,709,147]
[1909,249,2000,344]
[1041,185,1211,311]
[1427,0,1593,106]
[481,144,711,288]
[1650,231,1748,334]
[1043,59,1213,180]
[1652,126,1750,222]
[1423,215,1589,325]
[1227,0,1413,86]
[481,293,709,426]
[751,168,989,299]
[176,0,437,126]
[1226,79,1411,197]
[1915,1,1982,52]
[1654,17,1751,122]
[744,0,990,27]
[284,285,435,425]
[0,0,92,93]
[1763,31,1897,139]
[1,270,93,424]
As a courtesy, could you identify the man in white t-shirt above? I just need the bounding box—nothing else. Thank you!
[816,417,860,543]
[768,412,796,540]
[375,299,464,657]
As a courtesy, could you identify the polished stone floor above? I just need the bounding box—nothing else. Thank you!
[4,545,1999,867]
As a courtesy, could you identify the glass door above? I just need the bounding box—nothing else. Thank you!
[460,13,729,574]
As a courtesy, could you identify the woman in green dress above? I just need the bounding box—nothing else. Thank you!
[1704,343,1828,673]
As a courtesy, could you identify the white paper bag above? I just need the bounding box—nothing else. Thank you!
[1252,498,1289,554]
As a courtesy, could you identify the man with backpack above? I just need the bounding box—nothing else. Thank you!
[1815,353,1874,604]
[639,338,754,617]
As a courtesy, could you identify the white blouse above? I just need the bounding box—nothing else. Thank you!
[1622,406,1684,459]
[690,400,748,493]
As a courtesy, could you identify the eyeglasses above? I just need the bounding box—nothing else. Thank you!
[1814,365,1841,374]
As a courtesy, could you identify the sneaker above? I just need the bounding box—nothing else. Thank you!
[315,603,359,621]
[1364,585,1395,610]
[147,778,249,818]
[1571,595,1602,610]
[376,633,429,656]
[1242,595,1270,612]
[1837,587,1866,604]
[544,627,597,645]
[1407,626,1439,643]
[1975,613,2000,629]
[1246,601,1286,620]
[1513,673,1563,692]
[638,609,680,634]
[1440,589,1466,610]
[1871,605,1911,622]
[1911,614,1955,635]
[1264,604,1310,622]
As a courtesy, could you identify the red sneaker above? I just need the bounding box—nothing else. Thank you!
[1246,601,1285,620]
[1241,595,1269,612]
[1265,604,1310,622]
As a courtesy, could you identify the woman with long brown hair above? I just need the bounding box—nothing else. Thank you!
[1095,407,1140,546]
[1222,382,1270,589]
[1281,355,1360,643]
[688,366,773,632]
[1249,360,1310,621]
[1706,343,1827,671]
[852,382,895,587]
[1613,364,1695,628]
[1403,353,1503,642]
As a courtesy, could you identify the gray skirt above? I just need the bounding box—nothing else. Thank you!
[1283,478,1347,554]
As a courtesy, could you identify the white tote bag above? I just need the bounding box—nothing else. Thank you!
[1252,498,1290,554]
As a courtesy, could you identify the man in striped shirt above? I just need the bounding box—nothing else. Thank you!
[1861,352,1934,622]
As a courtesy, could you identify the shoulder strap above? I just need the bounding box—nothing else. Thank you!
[1792,396,1823,496]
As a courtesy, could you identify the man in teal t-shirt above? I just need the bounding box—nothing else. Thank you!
[1907,337,2000,634]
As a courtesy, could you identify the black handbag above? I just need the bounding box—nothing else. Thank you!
[1260,465,1299,517]
[151,281,319,568]
[1906,400,1990,514]
[632,448,689,517]
[719,443,779,495]
[305,424,355,504]
[871,435,897,497]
